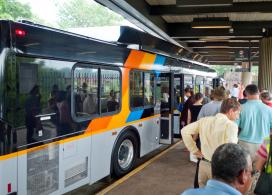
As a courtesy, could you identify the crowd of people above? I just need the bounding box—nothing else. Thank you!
[180,84,272,195]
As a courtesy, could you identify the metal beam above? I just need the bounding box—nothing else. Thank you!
[193,48,259,52]
[176,0,233,7]
[150,2,272,15]
[187,42,259,48]
[168,23,267,38]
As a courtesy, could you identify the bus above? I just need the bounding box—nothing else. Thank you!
[0,20,216,195]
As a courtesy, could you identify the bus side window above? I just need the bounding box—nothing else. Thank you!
[72,65,121,119]
[73,67,99,118]
[130,71,144,108]
[101,69,121,114]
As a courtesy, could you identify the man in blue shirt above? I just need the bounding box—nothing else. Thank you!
[182,143,253,195]
[237,84,272,161]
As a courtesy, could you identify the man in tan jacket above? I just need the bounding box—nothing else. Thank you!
[181,98,241,187]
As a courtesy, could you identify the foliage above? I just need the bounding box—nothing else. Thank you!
[212,65,234,77]
[0,0,32,20]
[54,0,124,29]
[212,64,259,77]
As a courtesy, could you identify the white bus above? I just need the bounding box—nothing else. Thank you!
[0,20,216,195]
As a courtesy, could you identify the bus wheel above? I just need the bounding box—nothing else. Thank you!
[112,131,138,177]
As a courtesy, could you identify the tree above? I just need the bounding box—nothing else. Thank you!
[212,65,234,77]
[55,0,124,29]
[0,0,32,20]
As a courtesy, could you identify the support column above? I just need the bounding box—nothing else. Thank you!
[259,37,272,91]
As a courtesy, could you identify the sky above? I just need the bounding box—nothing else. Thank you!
[20,0,59,25]
[19,0,139,41]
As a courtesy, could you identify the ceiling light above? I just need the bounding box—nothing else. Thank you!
[177,0,232,7]
[192,17,232,29]
[199,38,229,42]
[204,46,231,49]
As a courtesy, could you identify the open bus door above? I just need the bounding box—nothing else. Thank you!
[156,72,174,144]
[173,74,184,138]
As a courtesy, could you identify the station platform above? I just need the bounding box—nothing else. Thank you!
[97,141,196,195]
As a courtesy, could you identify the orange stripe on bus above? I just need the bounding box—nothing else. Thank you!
[124,50,145,69]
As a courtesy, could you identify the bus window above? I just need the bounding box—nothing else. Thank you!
[72,65,121,119]
[73,67,99,118]
[130,71,144,108]
[15,56,74,146]
[144,72,155,106]
[101,69,121,113]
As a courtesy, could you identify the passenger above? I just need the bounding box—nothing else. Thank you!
[50,84,59,99]
[230,84,239,100]
[162,88,170,103]
[25,85,41,143]
[181,98,240,187]
[237,84,272,161]
[80,82,88,102]
[56,91,72,136]
[187,93,203,124]
[260,91,272,107]
[108,90,115,101]
[107,92,119,112]
[184,87,192,102]
[83,93,97,114]
[238,83,245,100]
[197,87,226,120]
[202,87,211,105]
[180,94,195,128]
[182,143,253,195]
[252,135,272,194]
[238,90,247,104]
[187,92,203,164]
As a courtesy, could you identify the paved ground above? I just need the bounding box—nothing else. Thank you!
[68,141,196,195]
[105,142,195,195]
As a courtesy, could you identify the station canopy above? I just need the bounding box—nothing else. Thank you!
[96,0,272,66]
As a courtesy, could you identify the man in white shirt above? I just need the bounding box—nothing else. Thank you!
[230,84,239,100]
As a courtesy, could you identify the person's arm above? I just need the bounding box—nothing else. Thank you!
[255,143,268,171]
[181,120,203,158]
[187,109,191,124]
[255,156,267,172]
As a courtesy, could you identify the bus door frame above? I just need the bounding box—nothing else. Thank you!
[157,72,174,145]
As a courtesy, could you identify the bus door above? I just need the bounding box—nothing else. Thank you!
[173,74,184,137]
[156,72,174,144]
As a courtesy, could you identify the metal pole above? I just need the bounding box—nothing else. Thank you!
[248,40,252,72]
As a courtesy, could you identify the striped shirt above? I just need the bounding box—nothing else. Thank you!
[257,143,268,159]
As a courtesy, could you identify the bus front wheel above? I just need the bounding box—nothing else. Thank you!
[112,131,138,177]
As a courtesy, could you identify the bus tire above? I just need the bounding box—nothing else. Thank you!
[112,131,138,177]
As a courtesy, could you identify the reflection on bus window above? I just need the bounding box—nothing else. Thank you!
[73,67,99,117]
[15,56,75,146]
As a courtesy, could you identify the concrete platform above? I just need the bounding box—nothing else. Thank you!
[100,141,196,195]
